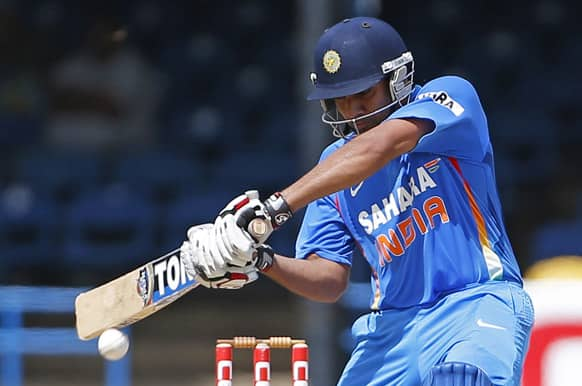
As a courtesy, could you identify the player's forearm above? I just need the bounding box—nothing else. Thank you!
[263,255,349,303]
[282,118,427,212]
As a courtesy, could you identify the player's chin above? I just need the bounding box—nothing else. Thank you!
[363,107,394,129]
[356,117,384,132]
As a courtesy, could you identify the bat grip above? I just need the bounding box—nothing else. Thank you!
[247,218,270,240]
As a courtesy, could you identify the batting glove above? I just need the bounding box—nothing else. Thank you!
[180,223,274,289]
[180,227,257,289]
[194,263,259,289]
[218,190,293,244]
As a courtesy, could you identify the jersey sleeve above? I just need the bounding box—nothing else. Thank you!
[295,193,355,265]
[389,76,490,161]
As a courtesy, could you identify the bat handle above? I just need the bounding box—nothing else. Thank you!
[247,218,270,241]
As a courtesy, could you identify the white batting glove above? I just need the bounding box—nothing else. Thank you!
[180,223,272,289]
[213,214,256,267]
[213,190,292,267]
[218,190,272,243]
[180,228,257,289]
[180,223,225,278]
[195,263,259,289]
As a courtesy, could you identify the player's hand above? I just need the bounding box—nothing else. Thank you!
[216,190,293,248]
[194,263,259,289]
[180,225,256,289]
[180,223,226,277]
[180,223,275,288]
[211,190,287,268]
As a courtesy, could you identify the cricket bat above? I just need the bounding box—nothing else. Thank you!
[75,248,199,340]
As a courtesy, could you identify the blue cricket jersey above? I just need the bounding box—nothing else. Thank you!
[296,75,523,310]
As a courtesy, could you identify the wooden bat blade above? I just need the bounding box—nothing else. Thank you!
[75,248,200,340]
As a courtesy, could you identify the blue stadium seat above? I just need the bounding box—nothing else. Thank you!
[0,113,41,148]
[63,185,156,272]
[0,286,131,386]
[529,220,582,263]
[14,149,102,206]
[111,149,205,205]
[458,30,528,104]
[160,190,233,250]
[260,108,300,154]
[0,185,60,273]
[209,151,298,194]
[164,105,233,154]
[488,111,558,186]
[159,34,233,102]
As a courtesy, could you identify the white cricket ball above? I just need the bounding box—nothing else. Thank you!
[98,328,129,361]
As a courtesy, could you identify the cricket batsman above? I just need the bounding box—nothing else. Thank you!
[180,17,534,386]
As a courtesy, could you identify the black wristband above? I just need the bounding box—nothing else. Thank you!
[264,192,293,228]
[255,245,275,272]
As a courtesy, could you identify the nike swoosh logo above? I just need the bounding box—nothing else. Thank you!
[476,319,506,330]
[350,181,364,197]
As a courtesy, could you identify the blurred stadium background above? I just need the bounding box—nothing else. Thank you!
[0,0,581,385]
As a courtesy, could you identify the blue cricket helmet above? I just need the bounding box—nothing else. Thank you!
[308,17,410,101]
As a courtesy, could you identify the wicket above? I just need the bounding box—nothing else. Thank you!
[215,336,309,386]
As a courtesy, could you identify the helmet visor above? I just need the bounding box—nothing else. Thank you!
[306,74,384,101]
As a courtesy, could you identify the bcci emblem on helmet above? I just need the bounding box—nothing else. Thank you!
[323,50,341,73]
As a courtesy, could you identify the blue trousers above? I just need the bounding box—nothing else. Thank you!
[337,281,534,386]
